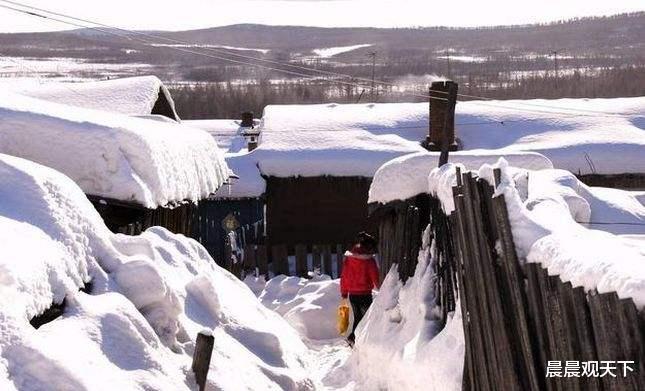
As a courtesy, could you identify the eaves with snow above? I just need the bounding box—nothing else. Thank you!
[214,97,644,201]
[15,75,180,121]
[0,91,229,209]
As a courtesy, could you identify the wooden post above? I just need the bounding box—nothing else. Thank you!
[438,81,459,167]
[312,245,322,274]
[256,245,268,277]
[322,245,333,277]
[192,331,214,391]
[295,244,308,278]
[243,243,256,274]
[336,244,345,278]
[271,245,289,276]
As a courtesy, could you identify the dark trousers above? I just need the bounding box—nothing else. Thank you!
[348,294,373,342]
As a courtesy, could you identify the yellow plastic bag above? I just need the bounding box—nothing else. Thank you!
[337,299,350,335]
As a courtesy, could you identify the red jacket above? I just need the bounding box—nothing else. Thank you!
[340,245,380,297]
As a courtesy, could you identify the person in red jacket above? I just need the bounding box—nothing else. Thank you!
[340,231,380,345]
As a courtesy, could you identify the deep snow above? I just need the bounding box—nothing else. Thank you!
[428,159,645,307]
[0,91,229,208]
[0,154,313,390]
[15,76,179,120]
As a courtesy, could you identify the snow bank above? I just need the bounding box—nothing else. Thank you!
[346,227,464,391]
[16,76,179,120]
[246,275,342,341]
[0,91,228,208]
[368,150,552,204]
[0,154,312,390]
[428,158,645,308]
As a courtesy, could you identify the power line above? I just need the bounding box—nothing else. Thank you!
[0,0,639,118]
[0,0,449,102]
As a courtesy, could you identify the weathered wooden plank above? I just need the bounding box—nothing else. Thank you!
[537,269,568,391]
[336,244,345,278]
[618,299,645,389]
[243,243,256,273]
[256,245,268,277]
[491,193,541,391]
[453,188,492,391]
[568,286,600,390]
[322,245,333,277]
[588,291,626,391]
[295,244,308,278]
[448,204,475,391]
[192,331,214,391]
[271,245,289,276]
[462,173,506,389]
[311,245,322,274]
[523,263,552,388]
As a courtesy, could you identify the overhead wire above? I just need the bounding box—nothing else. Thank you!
[0,0,639,117]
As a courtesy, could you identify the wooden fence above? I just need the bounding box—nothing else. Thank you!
[370,195,430,283]
[428,168,645,390]
[225,243,349,280]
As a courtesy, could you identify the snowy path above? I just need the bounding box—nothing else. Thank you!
[305,339,356,390]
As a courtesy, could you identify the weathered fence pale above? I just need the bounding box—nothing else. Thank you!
[435,168,645,391]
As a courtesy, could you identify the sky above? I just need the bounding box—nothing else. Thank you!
[0,0,643,33]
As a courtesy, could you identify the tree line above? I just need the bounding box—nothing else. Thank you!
[170,66,645,119]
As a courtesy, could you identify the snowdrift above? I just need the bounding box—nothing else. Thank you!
[0,91,228,208]
[0,154,312,390]
[346,228,465,391]
[246,275,342,341]
[16,76,180,120]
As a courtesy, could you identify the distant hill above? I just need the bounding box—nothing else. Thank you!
[0,12,643,62]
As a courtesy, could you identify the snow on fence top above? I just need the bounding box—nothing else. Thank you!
[428,158,645,307]
[368,150,553,204]
[0,91,229,208]
[15,75,180,120]
[256,102,428,177]
[0,154,312,390]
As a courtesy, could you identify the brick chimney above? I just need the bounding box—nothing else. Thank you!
[240,111,258,151]
[241,111,254,128]
[423,81,459,151]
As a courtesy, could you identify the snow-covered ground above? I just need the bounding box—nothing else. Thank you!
[0,154,314,390]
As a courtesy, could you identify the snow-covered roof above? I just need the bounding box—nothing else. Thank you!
[258,97,644,176]
[257,102,428,177]
[183,119,248,153]
[0,154,312,390]
[15,75,180,121]
[456,97,645,175]
[0,91,229,208]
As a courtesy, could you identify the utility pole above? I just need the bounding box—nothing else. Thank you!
[446,51,452,79]
[367,51,377,98]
